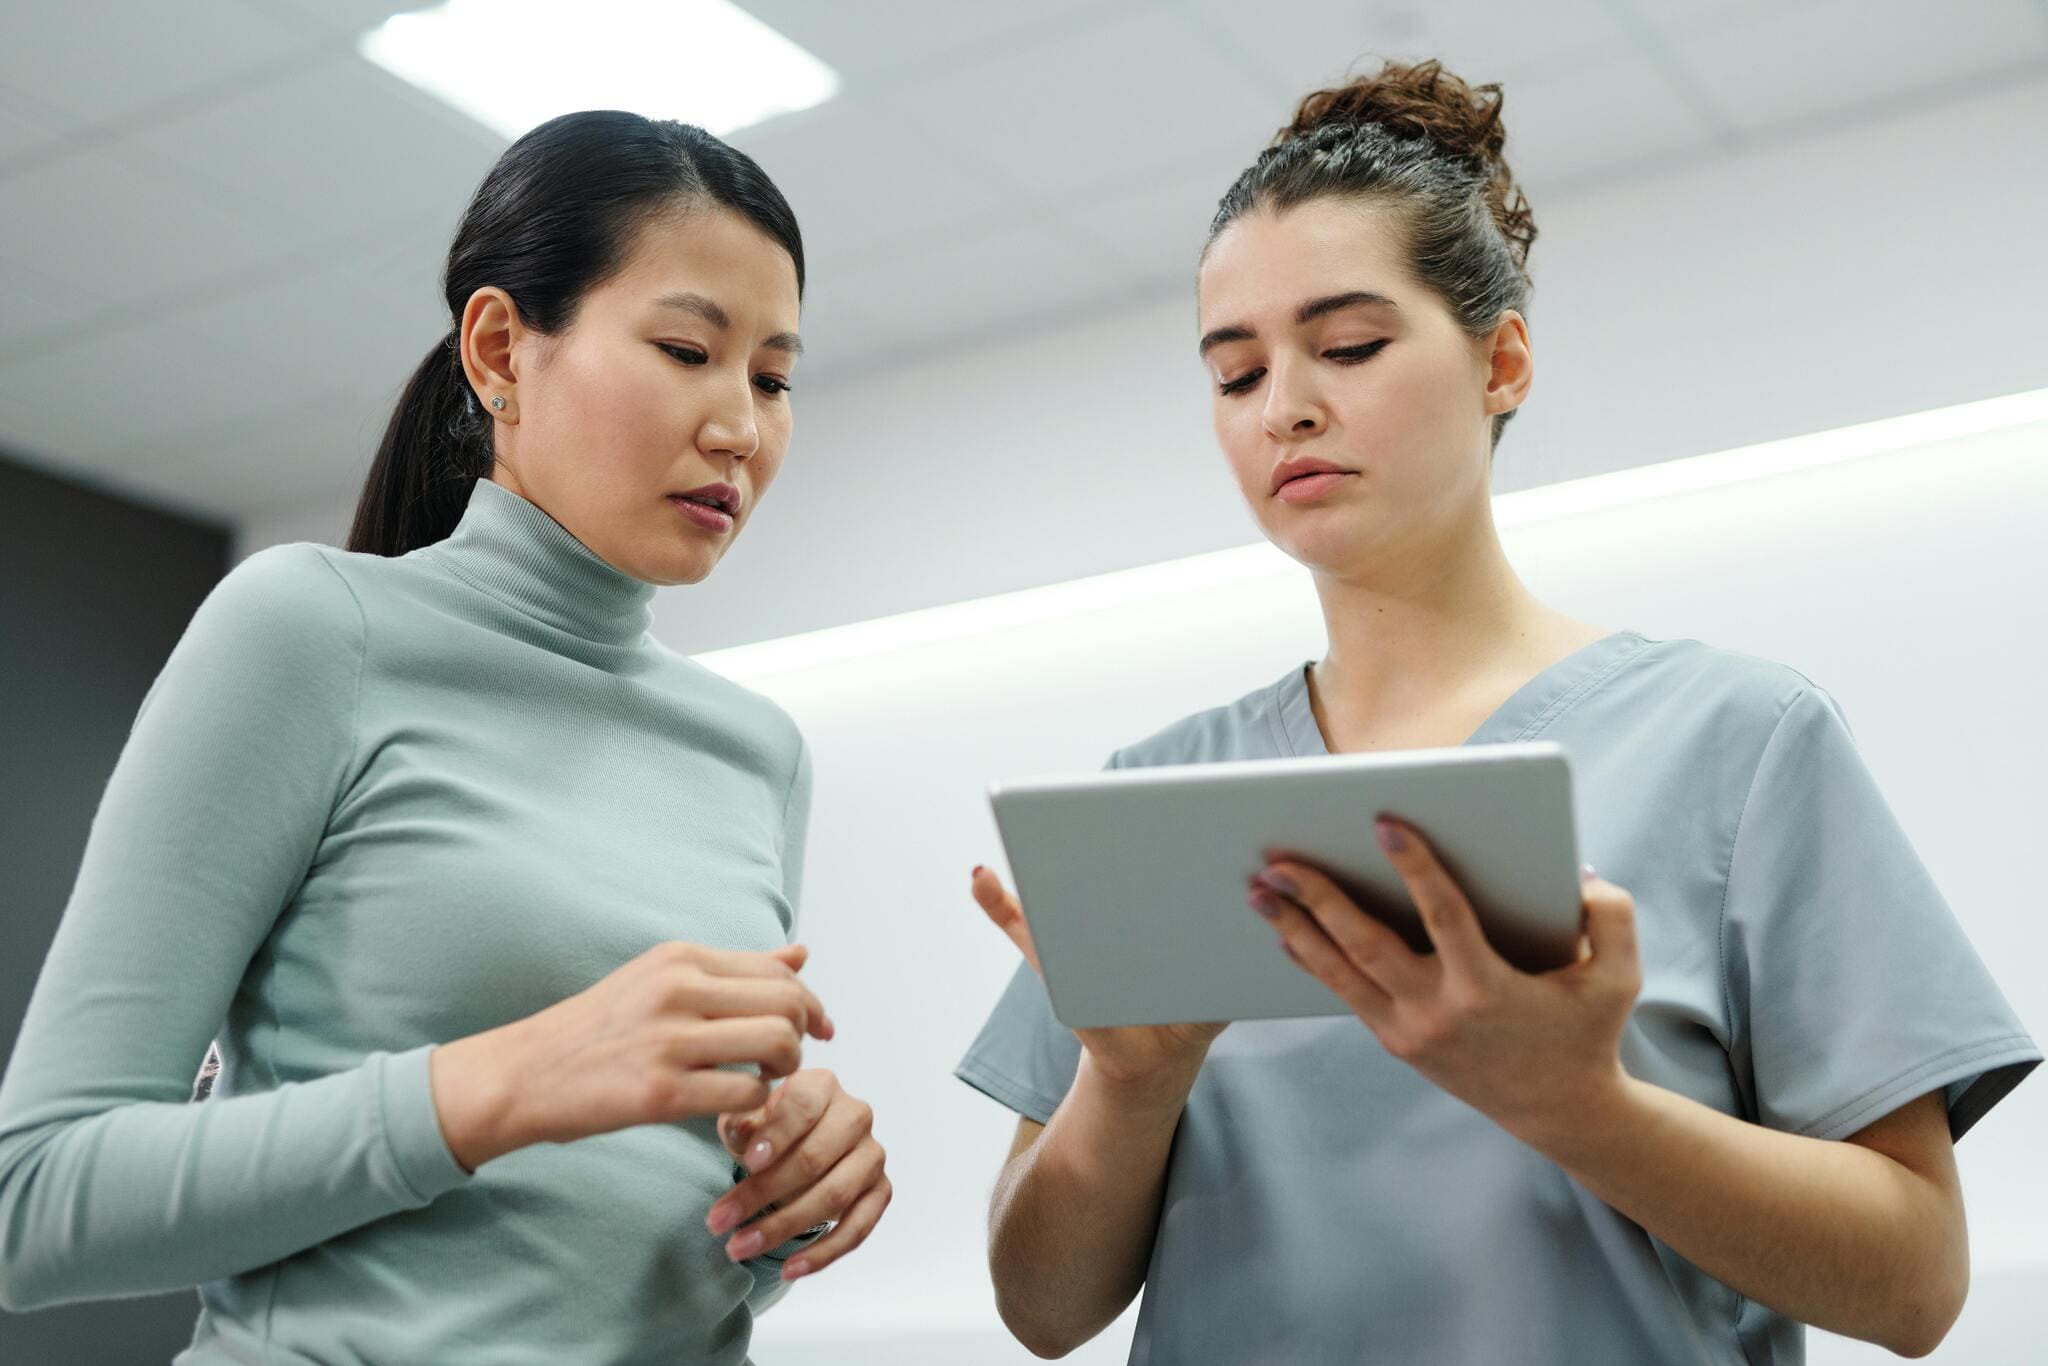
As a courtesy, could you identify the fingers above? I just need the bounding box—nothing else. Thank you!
[728,1070,833,1176]
[776,1177,891,1281]
[709,1085,875,1238]
[717,1105,765,1159]
[669,942,806,980]
[650,1068,773,1119]
[654,942,833,1041]
[1370,817,1501,980]
[1247,881,1396,1024]
[970,865,1040,974]
[683,975,833,1043]
[1253,860,1429,1002]
[722,1136,886,1264]
[665,1016,804,1079]
[1579,876,1642,994]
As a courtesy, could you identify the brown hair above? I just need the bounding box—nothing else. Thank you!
[1207,59,1536,445]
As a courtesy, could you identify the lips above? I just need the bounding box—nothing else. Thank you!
[670,482,740,516]
[1269,458,1355,498]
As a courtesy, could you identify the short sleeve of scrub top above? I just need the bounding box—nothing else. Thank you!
[954,630,2038,1366]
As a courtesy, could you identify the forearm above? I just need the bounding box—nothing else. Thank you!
[988,1055,1196,1357]
[1526,1075,1966,1356]
[0,1047,470,1311]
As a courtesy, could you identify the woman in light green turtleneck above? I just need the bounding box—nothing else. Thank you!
[0,111,887,1364]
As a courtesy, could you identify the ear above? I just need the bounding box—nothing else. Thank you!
[1481,309,1533,421]
[458,286,527,422]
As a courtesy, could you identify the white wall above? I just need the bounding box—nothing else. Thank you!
[723,414,2048,1362]
[234,73,2048,660]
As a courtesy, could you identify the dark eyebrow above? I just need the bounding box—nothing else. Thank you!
[654,291,803,357]
[1297,290,1397,324]
[1197,324,1254,358]
[1198,291,1399,358]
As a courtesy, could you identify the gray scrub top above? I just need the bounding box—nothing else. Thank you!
[956,629,2038,1366]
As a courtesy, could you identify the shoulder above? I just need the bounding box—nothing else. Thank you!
[649,643,808,766]
[1108,667,1299,769]
[187,543,365,664]
[1613,633,1841,737]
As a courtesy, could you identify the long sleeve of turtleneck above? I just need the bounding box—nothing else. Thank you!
[0,479,815,1363]
[0,546,472,1308]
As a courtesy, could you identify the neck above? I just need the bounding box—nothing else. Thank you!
[1307,497,1581,726]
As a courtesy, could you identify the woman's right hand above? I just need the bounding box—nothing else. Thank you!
[970,865,1225,1099]
[429,941,833,1173]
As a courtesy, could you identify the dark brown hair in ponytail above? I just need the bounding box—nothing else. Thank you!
[1208,59,1536,445]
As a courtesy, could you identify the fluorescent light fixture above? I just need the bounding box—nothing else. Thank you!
[358,0,840,141]
[695,386,2048,683]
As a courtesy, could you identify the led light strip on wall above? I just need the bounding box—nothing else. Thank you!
[696,386,2048,683]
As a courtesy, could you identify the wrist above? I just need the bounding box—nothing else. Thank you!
[430,1025,524,1172]
[1506,1061,1641,1168]
[1076,1048,1204,1119]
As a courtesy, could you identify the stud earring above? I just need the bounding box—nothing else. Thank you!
[490,396,506,412]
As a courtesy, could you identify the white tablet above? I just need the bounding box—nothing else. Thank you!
[988,742,1582,1029]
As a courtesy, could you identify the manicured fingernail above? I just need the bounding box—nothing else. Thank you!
[782,1258,812,1280]
[972,865,985,876]
[1581,863,1598,883]
[728,1230,765,1260]
[1256,869,1297,897]
[707,1202,739,1235]
[1375,819,1407,853]
[744,1140,774,1173]
[1248,889,1281,919]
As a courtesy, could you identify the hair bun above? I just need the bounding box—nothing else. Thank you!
[1282,59,1534,267]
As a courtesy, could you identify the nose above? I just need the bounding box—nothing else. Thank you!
[1260,358,1326,442]
[697,372,761,462]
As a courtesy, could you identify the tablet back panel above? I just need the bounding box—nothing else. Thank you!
[989,743,1580,1028]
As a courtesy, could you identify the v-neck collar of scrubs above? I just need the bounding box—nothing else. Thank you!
[1273,628,1653,758]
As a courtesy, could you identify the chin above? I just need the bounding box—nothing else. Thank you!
[1271,521,1382,576]
[620,546,714,588]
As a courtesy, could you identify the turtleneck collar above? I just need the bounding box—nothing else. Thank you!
[425,478,656,648]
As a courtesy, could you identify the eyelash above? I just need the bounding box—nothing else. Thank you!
[1217,340,1390,396]
[657,343,793,398]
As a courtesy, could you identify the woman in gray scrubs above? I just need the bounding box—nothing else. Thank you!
[956,60,2037,1366]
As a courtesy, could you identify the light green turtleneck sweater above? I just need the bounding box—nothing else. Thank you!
[0,477,817,1363]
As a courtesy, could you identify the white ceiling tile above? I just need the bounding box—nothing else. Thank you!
[0,0,309,126]
[121,52,505,242]
[166,255,448,408]
[116,395,384,521]
[1655,0,2048,133]
[1489,44,1722,195]
[729,95,1012,271]
[1187,0,1629,100]
[0,256,108,345]
[817,220,1130,362]
[0,146,294,328]
[0,381,90,472]
[1053,153,1243,294]
[0,87,74,167]
[265,0,439,40]
[737,0,1119,81]
[0,309,286,464]
[884,5,1283,205]
[344,209,462,315]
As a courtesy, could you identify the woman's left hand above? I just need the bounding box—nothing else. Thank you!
[1250,816,1642,1147]
[706,1069,891,1281]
